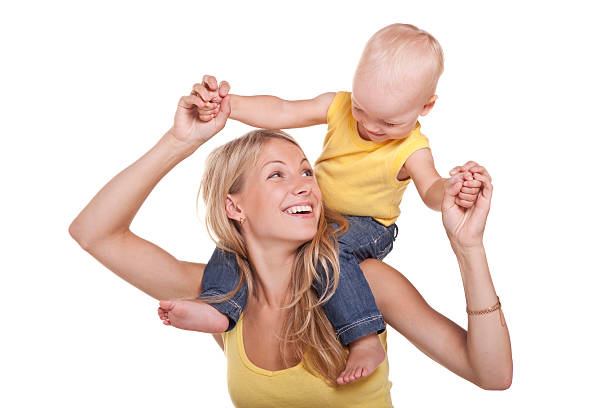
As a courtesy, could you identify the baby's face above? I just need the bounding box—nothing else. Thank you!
[351,73,433,143]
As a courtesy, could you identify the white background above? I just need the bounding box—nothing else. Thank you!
[2,0,611,406]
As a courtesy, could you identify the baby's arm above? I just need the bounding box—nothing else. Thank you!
[403,150,482,211]
[194,74,335,129]
[231,93,336,129]
[403,149,446,211]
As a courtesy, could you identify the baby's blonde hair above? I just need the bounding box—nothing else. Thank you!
[198,129,348,385]
[356,23,444,95]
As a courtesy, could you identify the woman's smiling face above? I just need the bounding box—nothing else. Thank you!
[230,138,322,246]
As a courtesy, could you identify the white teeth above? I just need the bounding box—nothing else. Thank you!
[285,205,312,214]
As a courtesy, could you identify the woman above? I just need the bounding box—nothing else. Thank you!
[69,80,512,407]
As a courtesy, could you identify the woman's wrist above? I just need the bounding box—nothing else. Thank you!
[161,129,203,160]
[451,243,487,271]
[450,240,485,257]
[453,244,496,305]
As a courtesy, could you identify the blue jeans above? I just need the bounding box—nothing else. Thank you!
[199,215,398,345]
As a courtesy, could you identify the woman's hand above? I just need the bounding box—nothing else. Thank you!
[169,76,231,149]
[442,165,493,249]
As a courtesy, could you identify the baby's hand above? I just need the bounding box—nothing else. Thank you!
[191,74,231,122]
[449,161,485,209]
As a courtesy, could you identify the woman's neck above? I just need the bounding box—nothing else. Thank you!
[244,238,298,308]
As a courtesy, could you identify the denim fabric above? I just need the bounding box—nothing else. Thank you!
[198,248,247,331]
[199,216,398,344]
[319,216,397,344]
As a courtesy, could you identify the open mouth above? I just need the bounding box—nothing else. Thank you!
[284,205,313,215]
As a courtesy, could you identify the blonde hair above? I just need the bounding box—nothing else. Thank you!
[356,23,445,95]
[198,129,348,384]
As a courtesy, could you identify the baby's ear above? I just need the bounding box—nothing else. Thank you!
[225,195,244,222]
[420,95,438,116]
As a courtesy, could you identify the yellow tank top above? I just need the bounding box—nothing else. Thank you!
[222,315,393,407]
[314,92,430,226]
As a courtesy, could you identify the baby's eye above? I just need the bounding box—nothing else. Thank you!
[383,121,397,127]
[302,169,313,176]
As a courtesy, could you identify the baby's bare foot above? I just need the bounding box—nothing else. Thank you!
[158,299,229,333]
[336,333,386,385]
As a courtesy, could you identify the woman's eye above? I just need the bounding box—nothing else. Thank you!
[302,169,313,176]
[268,171,282,179]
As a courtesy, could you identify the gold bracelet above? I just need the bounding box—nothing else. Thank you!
[467,296,506,327]
[467,296,500,315]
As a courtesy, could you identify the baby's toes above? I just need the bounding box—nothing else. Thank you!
[360,366,370,378]
[337,368,349,384]
[159,300,174,311]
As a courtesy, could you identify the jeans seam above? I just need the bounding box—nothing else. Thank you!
[377,243,392,260]
[336,314,384,336]
[339,219,396,258]
[199,289,243,314]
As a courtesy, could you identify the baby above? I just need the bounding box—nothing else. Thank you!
[159,23,485,384]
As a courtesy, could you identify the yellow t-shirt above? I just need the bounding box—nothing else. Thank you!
[222,314,393,407]
[314,92,430,226]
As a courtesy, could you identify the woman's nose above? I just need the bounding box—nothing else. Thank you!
[293,179,312,196]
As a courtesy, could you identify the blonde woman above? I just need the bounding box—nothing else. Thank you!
[69,80,512,407]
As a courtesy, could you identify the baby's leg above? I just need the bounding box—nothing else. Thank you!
[315,216,398,384]
[330,252,386,385]
[158,247,247,333]
[158,299,229,333]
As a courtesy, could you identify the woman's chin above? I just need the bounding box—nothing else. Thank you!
[294,233,318,246]
[286,229,318,246]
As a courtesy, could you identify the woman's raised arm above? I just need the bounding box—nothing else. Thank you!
[69,83,231,300]
[362,167,512,390]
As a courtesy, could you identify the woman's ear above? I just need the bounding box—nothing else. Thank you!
[225,194,244,223]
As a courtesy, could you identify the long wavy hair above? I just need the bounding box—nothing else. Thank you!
[198,129,348,384]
